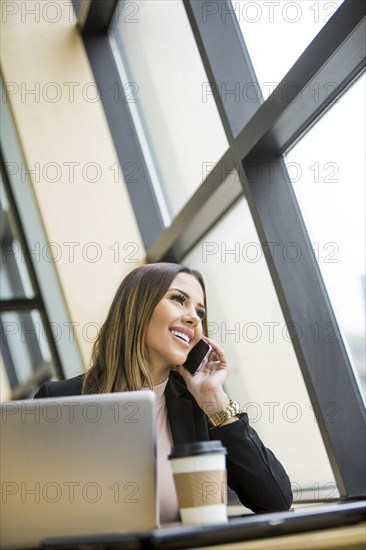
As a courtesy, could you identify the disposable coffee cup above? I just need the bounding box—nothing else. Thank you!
[168,441,228,525]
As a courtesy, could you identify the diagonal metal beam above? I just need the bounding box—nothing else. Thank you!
[234,0,366,157]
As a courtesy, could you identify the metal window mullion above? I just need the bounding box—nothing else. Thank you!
[0,318,18,389]
[76,0,119,33]
[81,32,165,249]
[0,242,27,298]
[17,312,45,369]
[0,298,42,312]
[147,149,241,262]
[183,0,263,141]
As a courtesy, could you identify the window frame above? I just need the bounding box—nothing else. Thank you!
[1,81,85,396]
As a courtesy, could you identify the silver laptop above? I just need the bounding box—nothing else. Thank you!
[0,391,158,549]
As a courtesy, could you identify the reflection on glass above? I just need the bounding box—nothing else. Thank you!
[113,0,228,221]
[231,0,344,99]
[285,73,366,405]
[184,197,337,497]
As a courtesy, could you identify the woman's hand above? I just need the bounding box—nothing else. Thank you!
[177,336,232,417]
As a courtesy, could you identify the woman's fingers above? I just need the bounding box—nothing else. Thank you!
[203,336,229,368]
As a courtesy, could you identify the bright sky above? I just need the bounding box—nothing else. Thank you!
[232,0,345,97]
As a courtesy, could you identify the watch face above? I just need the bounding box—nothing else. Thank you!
[209,410,227,427]
[210,401,240,427]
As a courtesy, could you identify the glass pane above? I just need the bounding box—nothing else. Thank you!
[232,0,345,99]
[113,0,229,221]
[0,179,34,300]
[285,73,366,405]
[1,310,53,387]
[184,196,338,500]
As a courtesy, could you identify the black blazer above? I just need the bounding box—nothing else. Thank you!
[35,371,292,513]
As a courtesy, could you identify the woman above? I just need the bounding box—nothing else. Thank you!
[35,263,292,522]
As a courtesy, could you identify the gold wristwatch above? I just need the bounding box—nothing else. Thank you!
[209,400,240,428]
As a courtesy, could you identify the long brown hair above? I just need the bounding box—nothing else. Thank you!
[82,263,207,394]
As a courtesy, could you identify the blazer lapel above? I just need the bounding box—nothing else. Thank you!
[165,373,196,445]
[165,372,211,444]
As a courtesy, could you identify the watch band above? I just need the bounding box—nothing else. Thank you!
[209,400,240,428]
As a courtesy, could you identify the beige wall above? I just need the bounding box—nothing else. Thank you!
[1,0,145,368]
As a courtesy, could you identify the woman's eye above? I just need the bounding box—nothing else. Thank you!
[171,294,186,305]
[196,309,206,321]
[170,294,206,321]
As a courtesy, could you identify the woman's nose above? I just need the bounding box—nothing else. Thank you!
[182,309,200,325]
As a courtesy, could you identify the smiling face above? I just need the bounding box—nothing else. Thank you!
[145,272,206,383]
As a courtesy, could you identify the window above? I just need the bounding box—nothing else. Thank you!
[184,196,337,499]
[113,0,228,220]
[285,73,366,403]
[0,183,34,301]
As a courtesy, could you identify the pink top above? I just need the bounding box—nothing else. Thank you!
[152,379,180,524]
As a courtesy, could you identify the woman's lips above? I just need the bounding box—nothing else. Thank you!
[170,332,190,348]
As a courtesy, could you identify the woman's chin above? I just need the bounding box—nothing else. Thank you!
[176,352,189,365]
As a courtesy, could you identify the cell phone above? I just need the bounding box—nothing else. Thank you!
[183,339,212,375]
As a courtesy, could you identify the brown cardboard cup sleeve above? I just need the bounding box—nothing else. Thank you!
[173,470,227,508]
